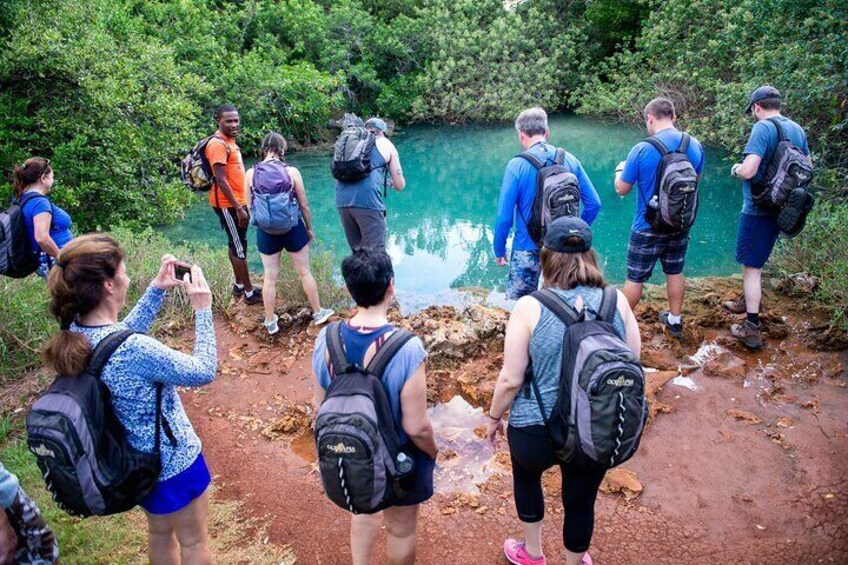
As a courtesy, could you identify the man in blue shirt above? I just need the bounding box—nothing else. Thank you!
[724,86,810,349]
[493,107,601,299]
[614,98,705,339]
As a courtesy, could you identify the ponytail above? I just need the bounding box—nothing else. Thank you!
[12,157,51,198]
[260,132,287,160]
[43,234,124,375]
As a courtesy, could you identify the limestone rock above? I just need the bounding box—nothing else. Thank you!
[600,468,643,500]
[703,351,747,379]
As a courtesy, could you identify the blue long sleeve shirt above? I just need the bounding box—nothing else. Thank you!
[72,285,217,481]
[0,463,20,509]
[493,142,601,258]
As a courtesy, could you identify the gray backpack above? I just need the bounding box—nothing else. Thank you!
[250,160,301,235]
[518,148,582,246]
[753,117,814,225]
[0,193,47,278]
[330,126,377,183]
[643,133,700,233]
[528,288,647,470]
[314,322,415,514]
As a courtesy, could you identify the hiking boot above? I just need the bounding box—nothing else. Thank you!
[243,287,263,305]
[731,320,764,350]
[312,308,334,326]
[722,294,746,314]
[503,539,546,565]
[264,314,279,335]
[659,311,684,339]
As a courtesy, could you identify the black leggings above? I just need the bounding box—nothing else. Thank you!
[508,425,606,553]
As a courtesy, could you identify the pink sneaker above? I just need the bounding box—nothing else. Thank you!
[503,539,546,565]
[582,552,594,565]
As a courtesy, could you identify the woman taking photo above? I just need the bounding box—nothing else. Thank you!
[44,234,217,564]
[486,217,641,565]
[245,132,333,334]
[13,157,74,277]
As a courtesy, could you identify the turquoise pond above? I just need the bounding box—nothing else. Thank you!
[162,115,742,310]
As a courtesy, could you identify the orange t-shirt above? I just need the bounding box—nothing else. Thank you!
[205,134,245,208]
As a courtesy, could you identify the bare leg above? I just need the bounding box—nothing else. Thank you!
[228,248,254,292]
[565,548,586,565]
[289,245,321,312]
[351,512,381,565]
[260,252,281,323]
[743,266,762,315]
[665,273,685,317]
[622,280,643,310]
[521,519,544,558]
[172,489,212,565]
[383,505,419,565]
[146,511,179,565]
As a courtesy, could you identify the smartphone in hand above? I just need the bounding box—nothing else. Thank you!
[174,262,192,283]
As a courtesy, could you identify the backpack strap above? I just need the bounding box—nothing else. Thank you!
[366,328,415,380]
[767,117,788,143]
[516,151,545,170]
[677,133,691,154]
[554,147,566,166]
[597,286,619,324]
[325,321,351,378]
[530,289,584,326]
[643,136,668,156]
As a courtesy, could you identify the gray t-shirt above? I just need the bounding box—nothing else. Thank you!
[509,286,627,428]
[334,145,389,211]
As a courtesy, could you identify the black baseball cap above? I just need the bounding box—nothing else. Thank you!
[543,217,592,253]
[745,86,781,114]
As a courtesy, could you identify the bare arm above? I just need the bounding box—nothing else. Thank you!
[616,289,642,358]
[244,168,253,208]
[733,154,762,180]
[488,296,539,419]
[33,212,60,258]
[400,363,438,459]
[614,176,634,196]
[381,138,406,191]
[289,167,313,231]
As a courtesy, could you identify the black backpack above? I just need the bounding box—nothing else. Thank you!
[642,133,700,233]
[314,322,415,514]
[26,330,176,517]
[518,148,582,246]
[0,192,47,278]
[180,135,228,192]
[331,127,377,183]
[527,288,647,470]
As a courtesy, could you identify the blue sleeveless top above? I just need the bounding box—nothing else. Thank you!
[334,145,389,211]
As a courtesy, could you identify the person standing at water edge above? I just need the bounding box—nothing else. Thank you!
[723,86,810,349]
[335,116,406,252]
[244,132,334,333]
[312,248,437,565]
[487,217,641,565]
[493,107,601,300]
[207,104,261,304]
[614,98,704,339]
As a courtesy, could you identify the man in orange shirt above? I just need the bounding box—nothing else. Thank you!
[207,104,260,303]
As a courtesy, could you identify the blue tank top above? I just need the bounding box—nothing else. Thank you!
[334,145,388,211]
[509,286,628,428]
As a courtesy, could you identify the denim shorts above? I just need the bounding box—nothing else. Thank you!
[256,220,309,255]
[626,230,690,283]
[507,249,541,300]
[140,453,211,515]
[736,212,781,269]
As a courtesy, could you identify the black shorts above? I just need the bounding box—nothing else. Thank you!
[213,207,248,260]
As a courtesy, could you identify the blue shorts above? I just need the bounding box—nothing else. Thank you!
[392,443,435,507]
[626,230,690,283]
[736,213,780,269]
[140,454,211,515]
[507,249,541,300]
[256,220,309,255]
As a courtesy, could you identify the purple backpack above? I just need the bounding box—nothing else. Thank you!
[251,161,301,235]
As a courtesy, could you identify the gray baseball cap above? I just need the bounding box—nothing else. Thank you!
[543,217,592,253]
[364,117,388,133]
[745,85,781,114]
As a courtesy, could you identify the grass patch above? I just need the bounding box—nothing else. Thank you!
[0,421,295,564]
[774,199,848,328]
[0,227,343,383]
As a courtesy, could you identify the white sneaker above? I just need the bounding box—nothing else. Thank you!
[264,314,279,335]
[312,308,334,326]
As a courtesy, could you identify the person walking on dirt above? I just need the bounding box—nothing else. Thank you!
[244,132,334,334]
[614,98,705,339]
[335,117,406,252]
[486,217,641,565]
[493,107,601,301]
[312,248,437,565]
[724,86,810,349]
[44,234,217,564]
[207,104,261,304]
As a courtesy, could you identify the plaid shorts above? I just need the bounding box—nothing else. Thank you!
[626,230,690,283]
[506,249,541,300]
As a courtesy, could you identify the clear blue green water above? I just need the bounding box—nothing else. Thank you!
[162,115,741,306]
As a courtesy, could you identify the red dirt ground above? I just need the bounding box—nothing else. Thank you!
[184,289,848,564]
